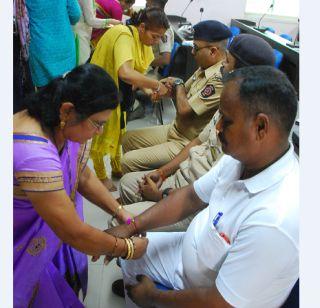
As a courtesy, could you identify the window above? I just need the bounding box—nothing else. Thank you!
[245,0,299,18]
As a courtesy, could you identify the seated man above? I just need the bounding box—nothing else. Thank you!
[109,66,299,307]
[119,34,276,231]
[121,20,232,173]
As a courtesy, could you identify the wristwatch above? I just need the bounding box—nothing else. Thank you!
[173,78,185,89]
[162,188,173,199]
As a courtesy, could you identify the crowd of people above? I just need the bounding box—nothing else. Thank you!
[13,0,299,307]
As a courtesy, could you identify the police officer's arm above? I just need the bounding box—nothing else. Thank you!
[127,275,231,308]
[157,136,202,178]
[174,85,195,120]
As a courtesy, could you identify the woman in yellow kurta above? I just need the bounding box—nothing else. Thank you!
[90,8,169,190]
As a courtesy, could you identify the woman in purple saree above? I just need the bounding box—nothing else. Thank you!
[13,64,148,307]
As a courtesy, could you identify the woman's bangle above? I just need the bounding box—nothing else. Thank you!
[110,236,118,257]
[157,169,166,181]
[122,238,134,260]
[154,82,161,93]
[104,19,109,28]
[113,205,123,219]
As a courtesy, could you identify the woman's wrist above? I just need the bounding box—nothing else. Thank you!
[112,205,123,219]
[116,238,127,258]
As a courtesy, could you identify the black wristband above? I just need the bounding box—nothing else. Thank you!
[162,188,173,199]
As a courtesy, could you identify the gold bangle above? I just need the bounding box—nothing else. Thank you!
[154,82,161,93]
[124,238,131,260]
[113,205,123,218]
[128,238,134,259]
[131,237,136,258]
[110,236,118,257]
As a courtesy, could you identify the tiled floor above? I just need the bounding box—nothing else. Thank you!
[82,98,176,307]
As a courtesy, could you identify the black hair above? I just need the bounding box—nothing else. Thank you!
[124,0,135,4]
[128,7,169,30]
[223,66,298,135]
[148,0,168,9]
[26,63,119,129]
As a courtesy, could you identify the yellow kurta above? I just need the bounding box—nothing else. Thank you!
[90,25,154,179]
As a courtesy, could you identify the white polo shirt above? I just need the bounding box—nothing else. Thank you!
[181,144,299,307]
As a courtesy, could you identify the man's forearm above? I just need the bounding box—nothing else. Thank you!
[152,287,231,308]
[174,86,194,119]
[160,137,202,177]
[135,185,206,232]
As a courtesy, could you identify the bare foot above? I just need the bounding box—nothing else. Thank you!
[101,178,117,192]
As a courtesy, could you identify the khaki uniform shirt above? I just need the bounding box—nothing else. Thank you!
[174,110,223,187]
[168,61,224,143]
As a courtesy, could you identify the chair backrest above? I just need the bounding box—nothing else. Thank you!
[266,26,276,33]
[160,42,181,77]
[274,49,284,68]
[280,33,293,42]
[229,26,241,37]
[168,45,198,81]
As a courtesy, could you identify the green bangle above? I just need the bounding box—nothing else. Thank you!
[104,19,109,28]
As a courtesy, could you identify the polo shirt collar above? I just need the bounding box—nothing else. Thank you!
[241,144,297,194]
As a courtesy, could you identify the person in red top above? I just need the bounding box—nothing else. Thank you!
[91,0,135,47]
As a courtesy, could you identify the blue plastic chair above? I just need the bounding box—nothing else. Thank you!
[161,42,181,77]
[229,26,241,37]
[154,281,173,291]
[274,49,284,68]
[265,26,275,33]
[280,33,293,41]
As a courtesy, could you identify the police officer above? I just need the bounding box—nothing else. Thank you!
[117,34,276,232]
[121,20,232,174]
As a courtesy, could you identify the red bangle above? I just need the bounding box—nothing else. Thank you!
[157,169,166,181]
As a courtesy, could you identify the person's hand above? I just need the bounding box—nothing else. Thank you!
[107,19,122,26]
[138,176,162,202]
[116,207,134,225]
[142,88,154,97]
[126,275,158,308]
[145,170,163,188]
[91,224,134,263]
[151,82,168,102]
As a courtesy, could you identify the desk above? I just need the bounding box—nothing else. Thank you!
[231,19,299,94]
[165,15,198,81]
[167,15,192,44]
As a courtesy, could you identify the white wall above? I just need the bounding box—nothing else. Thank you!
[165,0,298,38]
[165,0,247,26]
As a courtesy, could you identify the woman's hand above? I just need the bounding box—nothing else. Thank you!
[116,207,134,225]
[107,19,122,26]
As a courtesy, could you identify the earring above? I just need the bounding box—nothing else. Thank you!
[60,121,66,130]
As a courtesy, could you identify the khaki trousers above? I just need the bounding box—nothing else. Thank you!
[118,170,197,232]
[121,125,187,174]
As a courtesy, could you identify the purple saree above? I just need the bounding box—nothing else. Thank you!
[13,133,91,307]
